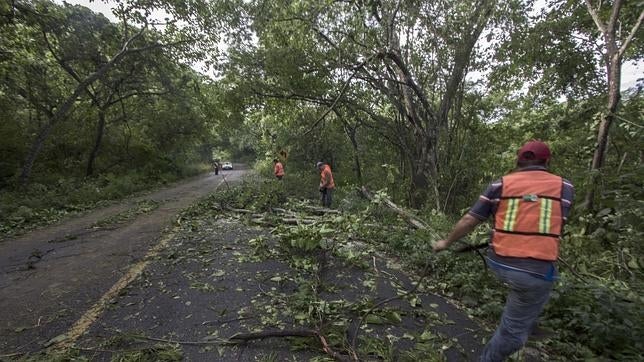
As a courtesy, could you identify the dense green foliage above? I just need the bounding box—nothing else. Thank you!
[0,0,243,236]
[0,0,642,358]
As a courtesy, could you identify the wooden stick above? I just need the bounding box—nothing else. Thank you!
[229,329,349,361]
[202,316,254,325]
[302,206,342,214]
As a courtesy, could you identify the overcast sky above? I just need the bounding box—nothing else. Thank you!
[57,0,641,90]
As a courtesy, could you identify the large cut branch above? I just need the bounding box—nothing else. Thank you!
[359,186,428,230]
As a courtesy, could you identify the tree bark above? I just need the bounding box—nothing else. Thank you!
[342,121,363,184]
[18,120,55,186]
[86,109,107,177]
[583,0,643,210]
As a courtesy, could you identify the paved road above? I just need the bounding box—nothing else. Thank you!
[0,168,245,355]
[0,167,495,361]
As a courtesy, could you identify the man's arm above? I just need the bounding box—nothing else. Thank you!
[433,214,483,252]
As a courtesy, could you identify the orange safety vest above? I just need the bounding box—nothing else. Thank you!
[274,162,284,177]
[492,171,563,261]
[320,164,335,189]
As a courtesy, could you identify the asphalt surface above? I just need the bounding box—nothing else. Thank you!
[0,168,244,356]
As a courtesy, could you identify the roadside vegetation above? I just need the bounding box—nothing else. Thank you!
[0,166,209,239]
[208,177,643,360]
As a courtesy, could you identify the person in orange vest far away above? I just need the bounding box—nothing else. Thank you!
[316,161,335,207]
[434,140,574,362]
[273,158,284,180]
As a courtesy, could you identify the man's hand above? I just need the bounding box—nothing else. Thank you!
[433,239,451,252]
[433,214,483,253]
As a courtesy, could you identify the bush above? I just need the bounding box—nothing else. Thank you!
[545,277,644,359]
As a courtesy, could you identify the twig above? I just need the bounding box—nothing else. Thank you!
[372,256,379,276]
[619,249,635,278]
[132,335,225,346]
[202,316,254,325]
[228,329,349,361]
[302,206,342,215]
[557,256,601,283]
[71,346,146,354]
[229,329,317,340]
[225,207,255,214]
[251,217,318,226]
[221,174,230,191]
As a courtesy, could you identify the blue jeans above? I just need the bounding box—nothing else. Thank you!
[480,267,553,362]
[320,188,333,207]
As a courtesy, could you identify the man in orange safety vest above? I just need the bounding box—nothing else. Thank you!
[434,140,574,362]
[317,161,335,207]
[273,159,284,180]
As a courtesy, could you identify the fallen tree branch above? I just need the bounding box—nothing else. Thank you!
[251,217,318,226]
[229,329,317,340]
[225,207,255,214]
[302,206,342,215]
[557,256,603,283]
[133,335,226,346]
[229,329,350,361]
[270,207,298,216]
[71,346,150,354]
[202,316,254,326]
[362,223,409,231]
[359,186,429,230]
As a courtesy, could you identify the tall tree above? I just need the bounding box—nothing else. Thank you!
[583,0,643,209]
[232,0,511,208]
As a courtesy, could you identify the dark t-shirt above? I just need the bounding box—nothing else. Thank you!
[468,166,574,278]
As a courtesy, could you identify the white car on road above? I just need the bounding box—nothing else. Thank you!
[221,162,233,170]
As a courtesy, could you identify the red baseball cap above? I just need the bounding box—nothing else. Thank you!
[517,140,551,161]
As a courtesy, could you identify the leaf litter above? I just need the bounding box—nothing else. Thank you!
[64,184,486,361]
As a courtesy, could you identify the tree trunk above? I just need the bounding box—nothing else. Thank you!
[343,122,363,184]
[582,0,643,211]
[18,120,55,186]
[86,109,107,177]
[584,35,622,210]
[409,133,440,210]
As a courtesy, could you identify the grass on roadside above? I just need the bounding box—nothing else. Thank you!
[0,165,209,240]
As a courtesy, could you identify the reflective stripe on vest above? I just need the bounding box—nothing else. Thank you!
[492,171,563,261]
[539,198,553,234]
[503,198,520,231]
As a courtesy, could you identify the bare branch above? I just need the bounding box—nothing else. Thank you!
[607,0,623,32]
[301,54,377,136]
[585,0,607,33]
[619,9,644,57]
[386,0,402,45]
[383,50,436,122]
[106,90,169,107]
